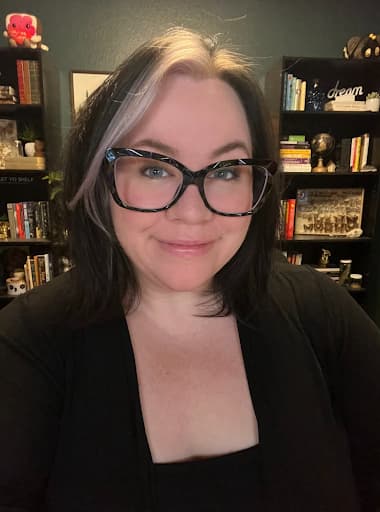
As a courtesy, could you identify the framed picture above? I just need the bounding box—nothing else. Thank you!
[294,188,365,237]
[70,71,110,116]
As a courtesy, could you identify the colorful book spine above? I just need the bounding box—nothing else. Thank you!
[16,60,26,104]
[285,74,293,110]
[285,199,296,239]
[353,136,362,172]
[6,203,17,239]
[359,133,370,170]
[299,81,307,111]
[15,202,25,239]
[29,60,42,104]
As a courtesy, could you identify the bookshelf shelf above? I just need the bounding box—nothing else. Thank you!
[0,104,42,114]
[0,239,51,246]
[0,169,46,175]
[280,235,372,244]
[281,111,380,117]
[266,56,380,320]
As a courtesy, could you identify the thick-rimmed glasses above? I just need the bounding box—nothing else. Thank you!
[104,148,277,217]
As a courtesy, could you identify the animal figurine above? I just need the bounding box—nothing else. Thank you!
[343,33,380,60]
[3,13,49,51]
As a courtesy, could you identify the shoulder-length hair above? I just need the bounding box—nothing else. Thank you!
[63,27,280,323]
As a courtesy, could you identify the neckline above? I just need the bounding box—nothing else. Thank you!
[121,315,262,467]
[153,442,260,468]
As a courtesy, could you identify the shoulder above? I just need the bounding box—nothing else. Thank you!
[265,261,380,356]
[268,261,344,309]
[0,270,77,341]
[265,261,369,337]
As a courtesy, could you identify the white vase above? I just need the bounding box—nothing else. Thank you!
[24,141,35,157]
[366,98,380,112]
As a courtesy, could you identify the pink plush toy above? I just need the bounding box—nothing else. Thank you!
[3,13,49,50]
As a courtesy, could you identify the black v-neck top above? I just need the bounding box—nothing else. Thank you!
[152,445,261,511]
[0,263,380,511]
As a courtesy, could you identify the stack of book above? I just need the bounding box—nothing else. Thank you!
[282,73,307,111]
[324,95,367,112]
[6,201,50,240]
[24,253,52,290]
[0,85,17,104]
[16,59,42,104]
[279,138,312,172]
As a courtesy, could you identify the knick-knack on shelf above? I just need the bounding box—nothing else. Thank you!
[305,78,326,112]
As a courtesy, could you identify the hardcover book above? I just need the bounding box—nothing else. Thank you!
[294,188,364,237]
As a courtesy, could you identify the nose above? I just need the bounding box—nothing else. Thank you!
[166,183,213,223]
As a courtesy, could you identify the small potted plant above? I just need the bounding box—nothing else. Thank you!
[366,91,380,112]
[18,122,43,156]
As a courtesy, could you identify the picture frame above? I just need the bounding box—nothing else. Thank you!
[70,70,110,117]
[294,188,365,237]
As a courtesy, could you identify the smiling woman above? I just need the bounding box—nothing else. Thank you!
[0,26,380,512]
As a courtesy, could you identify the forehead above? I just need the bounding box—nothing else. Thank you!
[123,73,252,158]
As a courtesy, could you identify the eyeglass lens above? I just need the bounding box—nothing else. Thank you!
[113,156,267,214]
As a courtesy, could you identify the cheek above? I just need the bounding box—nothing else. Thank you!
[110,201,157,246]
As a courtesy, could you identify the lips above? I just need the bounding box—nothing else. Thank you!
[157,239,214,255]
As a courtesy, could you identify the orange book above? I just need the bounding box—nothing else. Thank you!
[16,60,26,104]
[286,199,296,239]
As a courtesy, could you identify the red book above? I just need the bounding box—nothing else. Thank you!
[16,60,26,104]
[285,199,296,239]
[15,202,25,239]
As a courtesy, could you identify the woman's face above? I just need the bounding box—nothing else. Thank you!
[110,73,252,295]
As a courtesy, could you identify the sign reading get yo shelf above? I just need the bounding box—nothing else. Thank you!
[327,80,364,99]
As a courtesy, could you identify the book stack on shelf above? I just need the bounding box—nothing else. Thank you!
[6,201,50,240]
[282,72,307,111]
[279,136,312,172]
[324,94,367,112]
[24,253,52,290]
[16,59,42,105]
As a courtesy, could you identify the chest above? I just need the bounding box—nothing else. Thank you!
[127,317,259,462]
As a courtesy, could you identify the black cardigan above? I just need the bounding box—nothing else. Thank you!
[0,263,379,511]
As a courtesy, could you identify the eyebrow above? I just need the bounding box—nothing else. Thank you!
[128,139,251,160]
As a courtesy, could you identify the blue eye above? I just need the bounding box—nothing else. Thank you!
[142,166,169,179]
[207,168,239,180]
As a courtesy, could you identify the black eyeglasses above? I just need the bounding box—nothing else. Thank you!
[104,148,277,217]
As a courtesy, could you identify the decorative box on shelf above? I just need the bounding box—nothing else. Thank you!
[2,156,46,170]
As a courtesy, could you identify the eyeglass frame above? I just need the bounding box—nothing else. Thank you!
[104,147,277,217]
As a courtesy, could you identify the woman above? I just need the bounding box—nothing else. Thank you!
[0,27,379,512]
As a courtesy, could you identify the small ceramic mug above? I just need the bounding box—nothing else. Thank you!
[6,276,27,296]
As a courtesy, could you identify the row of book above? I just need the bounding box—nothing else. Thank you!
[340,133,370,172]
[279,198,296,239]
[282,72,307,111]
[281,251,303,265]
[279,138,312,172]
[6,201,50,240]
[16,59,42,105]
[24,253,52,290]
